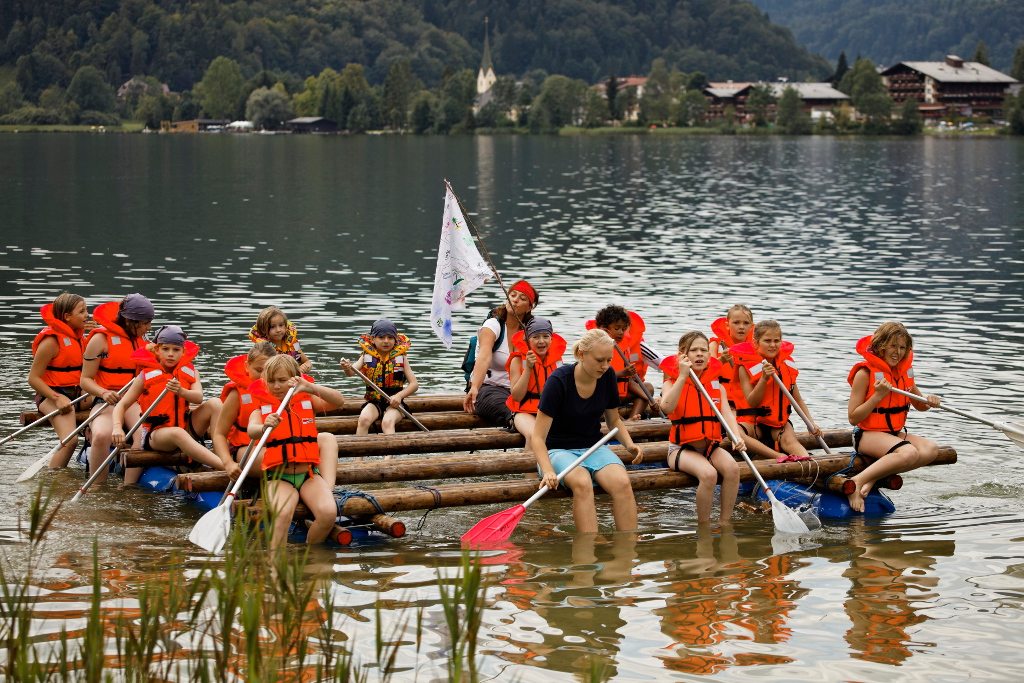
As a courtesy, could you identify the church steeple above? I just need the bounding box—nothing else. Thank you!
[476,17,496,98]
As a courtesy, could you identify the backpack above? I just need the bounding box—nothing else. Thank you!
[461,310,506,387]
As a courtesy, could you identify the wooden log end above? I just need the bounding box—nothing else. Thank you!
[370,513,406,538]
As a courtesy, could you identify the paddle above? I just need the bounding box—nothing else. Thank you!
[688,368,812,534]
[614,343,668,419]
[461,427,619,547]
[770,374,833,455]
[17,384,132,483]
[344,361,429,432]
[887,385,1024,449]
[189,386,297,554]
[70,385,171,503]
[0,392,90,449]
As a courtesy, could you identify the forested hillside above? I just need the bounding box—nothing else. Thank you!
[1,0,829,95]
[751,0,1024,70]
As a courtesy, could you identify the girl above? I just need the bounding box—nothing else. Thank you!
[112,325,223,472]
[846,322,940,512]
[28,292,89,469]
[506,316,567,445]
[586,305,656,420]
[736,320,820,461]
[531,328,644,533]
[212,341,277,480]
[708,305,786,461]
[249,355,344,549]
[661,331,744,525]
[249,306,313,373]
[463,280,538,428]
[340,319,418,436]
[80,293,155,484]
[708,304,753,359]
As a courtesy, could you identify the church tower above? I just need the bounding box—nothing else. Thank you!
[476,17,496,100]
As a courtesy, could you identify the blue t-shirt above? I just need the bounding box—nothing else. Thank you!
[538,363,619,450]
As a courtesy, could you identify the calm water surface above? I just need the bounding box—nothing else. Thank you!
[0,133,1022,680]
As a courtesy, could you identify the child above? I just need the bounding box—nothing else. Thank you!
[112,325,223,472]
[708,305,786,461]
[846,322,940,512]
[340,319,418,436]
[212,341,277,480]
[661,331,744,525]
[249,355,344,549]
[28,292,89,469]
[585,305,657,420]
[249,306,313,373]
[80,293,155,484]
[506,316,567,445]
[736,321,820,462]
[531,328,644,533]
[708,304,754,359]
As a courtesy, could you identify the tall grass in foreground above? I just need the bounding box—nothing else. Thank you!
[0,485,496,682]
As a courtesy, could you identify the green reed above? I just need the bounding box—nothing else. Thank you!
[0,484,492,682]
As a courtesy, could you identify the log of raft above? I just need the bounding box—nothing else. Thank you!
[125,425,857,469]
[176,430,857,492]
[240,447,957,518]
[315,406,636,434]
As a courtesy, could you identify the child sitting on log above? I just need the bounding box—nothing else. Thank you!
[212,341,277,480]
[735,320,819,462]
[113,325,223,472]
[249,355,344,549]
[661,331,743,525]
[846,322,940,512]
[249,305,313,373]
[506,316,566,447]
[340,319,419,436]
[585,304,657,420]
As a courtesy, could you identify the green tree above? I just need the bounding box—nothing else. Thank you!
[1011,42,1024,82]
[1007,92,1024,135]
[776,86,811,134]
[135,93,172,129]
[382,59,419,130]
[686,71,709,92]
[532,75,587,131]
[840,58,893,132]
[246,87,293,129]
[674,89,708,127]
[746,84,775,126]
[196,56,244,119]
[410,91,436,134]
[973,40,990,67]
[640,58,672,125]
[434,68,475,133]
[891,97,923,135]
[67,66,115,113]
[0,83,23,116]
[581,88,607,128]
[15,51,69,102]
[605,74,619,120]
[832,51,849,85]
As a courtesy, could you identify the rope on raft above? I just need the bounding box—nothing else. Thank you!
[410,484,443,532]
[335,489,386,518]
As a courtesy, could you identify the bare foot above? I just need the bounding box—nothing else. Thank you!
[847,483,867,513]
[628,413,643,421]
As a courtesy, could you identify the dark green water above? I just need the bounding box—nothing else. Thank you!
[0,133,1022,680]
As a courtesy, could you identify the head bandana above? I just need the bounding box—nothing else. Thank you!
[509,280,538,307]
[120,293,155,321]
[153,325,187,345]
[370,319,399,338]
[526,316,554,339]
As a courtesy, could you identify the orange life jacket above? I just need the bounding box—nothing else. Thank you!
[847,335,915,433]
[251,384,320,469]
[504,330,567,414]
[733,340,799,428]
[357,333,411,401]
[86,301,148,391]
[662,356,724,445]
[585,310,647,399]
[132,341,200,432]
[709,316,753,357]
[31,304,84,388]
[220,355,264,449]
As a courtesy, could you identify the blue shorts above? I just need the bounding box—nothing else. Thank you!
[544,445,623,486]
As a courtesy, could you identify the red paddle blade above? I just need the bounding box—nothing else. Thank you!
[461,504,527,547]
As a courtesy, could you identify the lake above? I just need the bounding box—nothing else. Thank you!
[0,132,1022,680]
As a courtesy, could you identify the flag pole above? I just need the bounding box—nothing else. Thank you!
[443,178,525,327]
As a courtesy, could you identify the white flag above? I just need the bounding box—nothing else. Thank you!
[430,186,493,348]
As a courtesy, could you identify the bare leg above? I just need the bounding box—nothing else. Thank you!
[148,428,222,470]
[670,448,720,523]
[264,480,300,551]
[380,407,403,435]
[848,432,939,512]
[86,404,114,484]
[593,464,637,532]
[41,398,79,468]
[317,433,337,490]
[709,448,739,524]
[187,399,221,440]
[563,468,598,533]
[356,404,379,437]
[738,422,787,460]
[776,423,811,459]
[300,474,338,544]
[513,413,538,479]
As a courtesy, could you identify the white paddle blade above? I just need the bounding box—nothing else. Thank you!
[765,490,811,534]
[1005,422,1024,448]
[16,449,56,483]
[189,504,232,554]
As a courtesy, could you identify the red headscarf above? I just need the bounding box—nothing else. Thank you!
[509,280,538,306]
